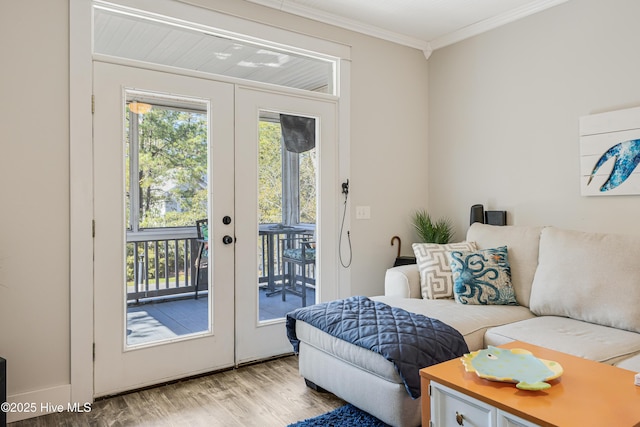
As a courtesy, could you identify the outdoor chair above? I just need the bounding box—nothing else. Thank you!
[281,234,315,307]
[194,218,208,299]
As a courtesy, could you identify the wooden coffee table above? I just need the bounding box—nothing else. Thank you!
[420,341,640,427]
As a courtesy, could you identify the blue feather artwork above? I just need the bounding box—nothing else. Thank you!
[580,106,640,196]
[587,139,640,192]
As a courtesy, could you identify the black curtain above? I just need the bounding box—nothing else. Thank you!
[280,114,316,153]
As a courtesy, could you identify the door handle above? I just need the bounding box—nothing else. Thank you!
[222,235,234,245]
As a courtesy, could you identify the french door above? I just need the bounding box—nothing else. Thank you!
[234,87,338,363]
[93,62,338,396]
[93,62,235,396]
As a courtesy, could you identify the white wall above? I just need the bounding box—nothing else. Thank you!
[428,0,640,241]
[0,0,428,412]
[0,0,70,397]
[348,37,429,295]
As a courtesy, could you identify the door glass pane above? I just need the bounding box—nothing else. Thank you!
[124,90,211,347]
[258,111,317,322]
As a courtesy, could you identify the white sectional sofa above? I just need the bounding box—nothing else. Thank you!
[293,223,640,427]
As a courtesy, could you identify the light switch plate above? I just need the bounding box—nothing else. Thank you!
[356,206,371,219]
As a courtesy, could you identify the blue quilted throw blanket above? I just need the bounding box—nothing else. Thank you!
[286,296,469,399]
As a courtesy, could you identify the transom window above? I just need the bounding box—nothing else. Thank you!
[93,1,337,94]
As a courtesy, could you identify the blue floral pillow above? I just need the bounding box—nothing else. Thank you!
[447,246,517,305]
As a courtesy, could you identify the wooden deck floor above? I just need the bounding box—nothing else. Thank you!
[127,286,316,346]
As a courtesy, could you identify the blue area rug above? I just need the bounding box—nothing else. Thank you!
[287,404,390,427]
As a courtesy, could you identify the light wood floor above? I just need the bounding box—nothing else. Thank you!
[10,356,345,427]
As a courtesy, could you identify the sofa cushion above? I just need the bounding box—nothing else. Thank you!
[615,353,640,372]
[297,342,421,427]
[295,320,401,383]
[449,246,517,306]
[466,223,543,307]
[372,296,535,351]
[529,227,640,333]
[485,316,640,365]
[412,241,477,299]
[384,264,421,298]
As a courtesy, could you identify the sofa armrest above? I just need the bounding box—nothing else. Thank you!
[384,264,421,298]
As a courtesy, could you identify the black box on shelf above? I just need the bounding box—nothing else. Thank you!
[484,210,507,226]
[393,256,417,267]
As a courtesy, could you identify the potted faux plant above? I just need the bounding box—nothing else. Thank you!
[412,210,453,244]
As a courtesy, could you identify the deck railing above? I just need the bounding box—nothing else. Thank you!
[126,225,315,303]
[126,229,199,302]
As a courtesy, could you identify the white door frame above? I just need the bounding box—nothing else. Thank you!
[70,0,351,404]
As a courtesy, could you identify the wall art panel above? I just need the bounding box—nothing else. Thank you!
[580,106,640,196]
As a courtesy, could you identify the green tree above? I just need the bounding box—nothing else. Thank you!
[128,107,208,229]
[127,109,316,231]
[257,120,317,225]
[258,121,283,223]
[299,149,317,223]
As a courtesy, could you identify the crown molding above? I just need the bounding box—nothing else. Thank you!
[423,45,433,60]
[245,0,568,58]
[429,0,569,50]
[245,0,429,52]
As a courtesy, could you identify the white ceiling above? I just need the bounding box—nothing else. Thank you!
[245,0,569,56]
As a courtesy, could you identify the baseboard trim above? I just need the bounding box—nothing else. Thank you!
[6,384,72,423]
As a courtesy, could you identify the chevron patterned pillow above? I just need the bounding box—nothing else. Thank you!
[412,241,477,299]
